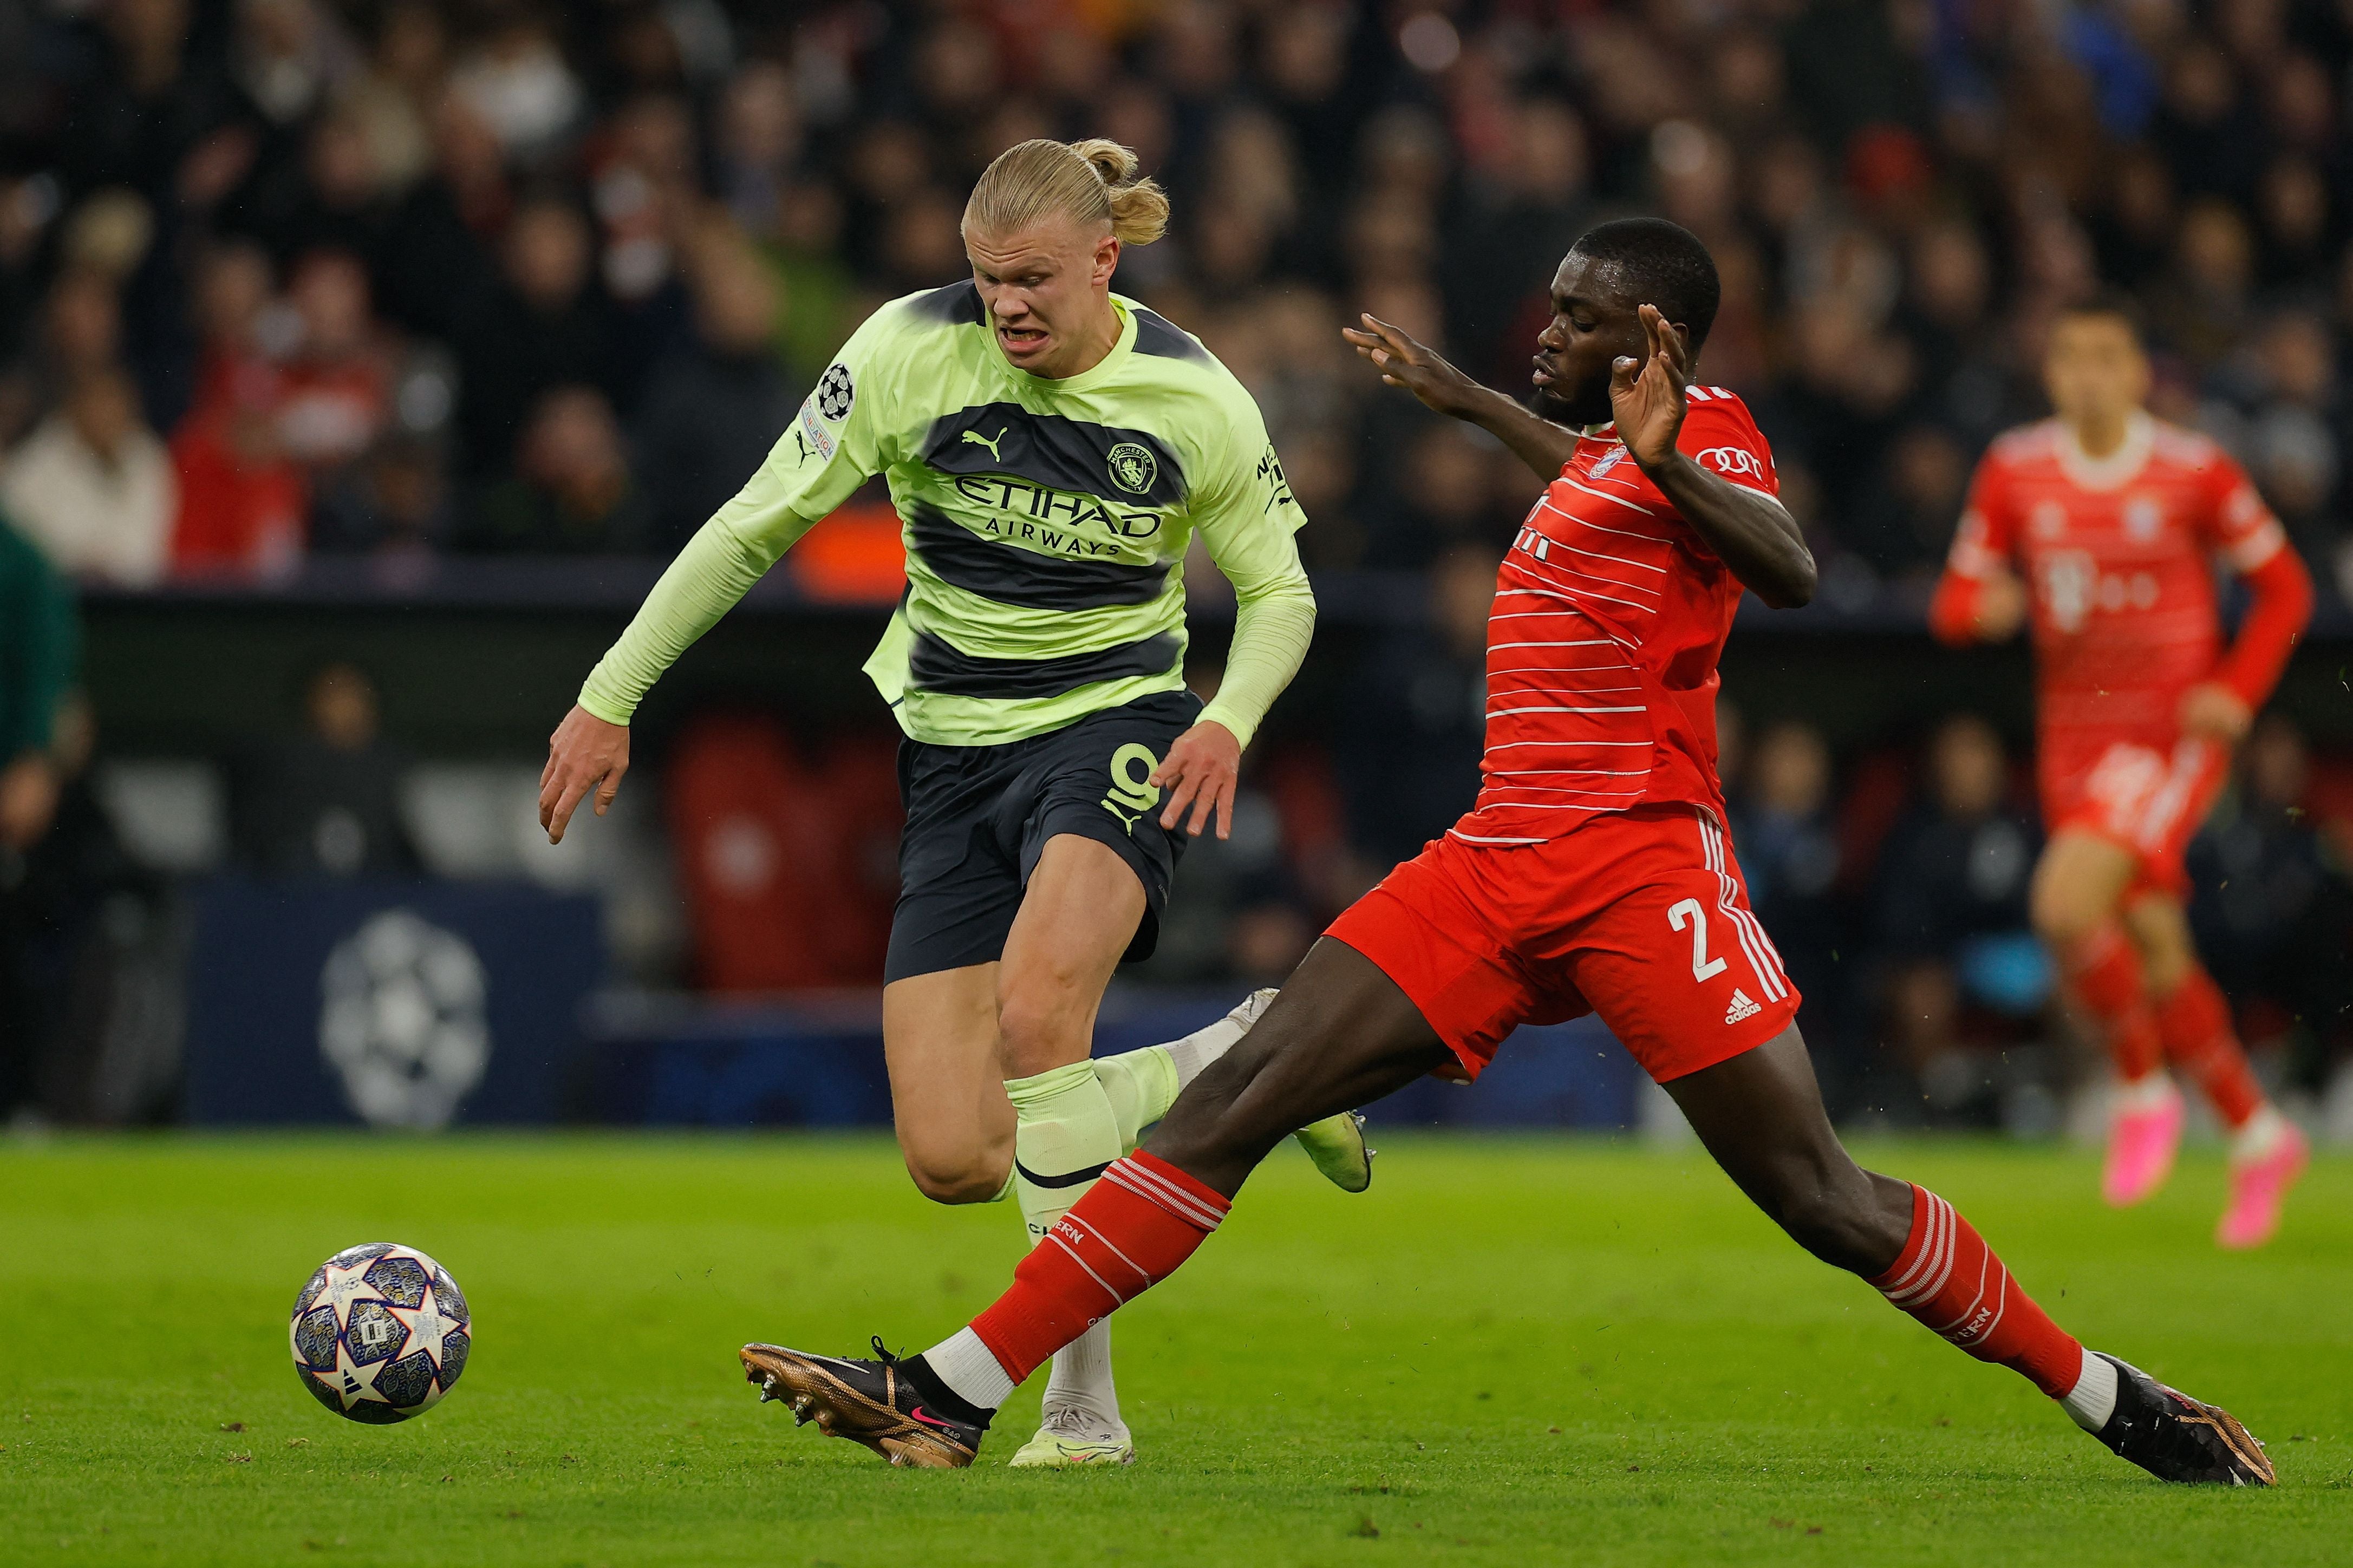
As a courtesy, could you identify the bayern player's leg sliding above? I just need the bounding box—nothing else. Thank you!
[740,219,2274,1485]
[747,910,2269,1486]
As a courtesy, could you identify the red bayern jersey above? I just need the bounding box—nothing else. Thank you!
[1455,386,1776,847]
[1930,413,2305,803]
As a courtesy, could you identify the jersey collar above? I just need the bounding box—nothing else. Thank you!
[993,296,1139,394]
[2055,410,2155,491]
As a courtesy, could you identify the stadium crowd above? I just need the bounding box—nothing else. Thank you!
[3,0,2352,1123]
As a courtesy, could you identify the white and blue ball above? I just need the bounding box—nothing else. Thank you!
[290,1243,471,1423]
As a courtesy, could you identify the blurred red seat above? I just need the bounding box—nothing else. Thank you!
[666,715,900,991]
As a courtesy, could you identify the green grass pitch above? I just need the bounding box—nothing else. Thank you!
[4,1133,2349,1566]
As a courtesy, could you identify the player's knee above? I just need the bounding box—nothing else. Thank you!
[901,1147,1007,1206]
[1769,1179,1891,1275]
[994,979,1087,1079]
[2137,940,2191,998]
[2028,876,2103,955]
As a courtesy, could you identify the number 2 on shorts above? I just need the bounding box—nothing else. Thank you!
[1666,898,1728,983]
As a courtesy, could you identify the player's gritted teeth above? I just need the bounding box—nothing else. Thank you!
[998,322,1049,358]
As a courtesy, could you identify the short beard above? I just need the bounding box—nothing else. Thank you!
[1532,384,1608,429]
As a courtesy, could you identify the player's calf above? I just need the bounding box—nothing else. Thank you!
[1145,942,1451,1194]
[1671,1029,2273,1484]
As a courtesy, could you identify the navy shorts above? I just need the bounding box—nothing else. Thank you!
[884,691,1201,983]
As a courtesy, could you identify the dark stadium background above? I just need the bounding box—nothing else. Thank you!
[3,0,2350,1140]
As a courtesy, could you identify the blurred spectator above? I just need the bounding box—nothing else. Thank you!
[1140,672,1319,987]
[1445,99,1589,384]
[464,384,648,554]
[633,236,797,553]
[1869,716,2045,1085]
[230,661,417,878]
[455,195,621,477]
[1337,543,1494,870]
[1364,423,1510,570]
[1,0,2349,597]
[1,368,175,585]
[272,250,390,480]
[168,241,304,576]
[761,181,856,386]
[1734,721,1845,1033]
[12,270,125,441]
[310,433,450,557]
[447,12,582,164]
[1844,423,1969,582]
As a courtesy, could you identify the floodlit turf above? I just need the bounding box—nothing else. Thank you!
[3,1134,2349,1566]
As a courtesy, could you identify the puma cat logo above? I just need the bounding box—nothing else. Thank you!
[961,427,1007,460]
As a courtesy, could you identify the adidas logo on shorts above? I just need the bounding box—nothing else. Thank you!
[1724,988,1761,1024]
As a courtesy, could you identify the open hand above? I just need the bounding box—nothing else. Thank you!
[2178,681,2252,745]
[1342,315,1478,417]
[0,754,60,850]
[1610,304,1692,470]
[539,704,631,844]
[1152,720,1242,840]
[1972,570,2029,641]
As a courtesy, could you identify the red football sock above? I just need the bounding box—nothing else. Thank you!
[2155,966,2264,1128]
[1871,1184,2084,1399]
[2062,924,2162,1081]
[969,1151,1229,1383]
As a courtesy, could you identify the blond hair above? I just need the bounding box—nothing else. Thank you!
[963,138,1169,247]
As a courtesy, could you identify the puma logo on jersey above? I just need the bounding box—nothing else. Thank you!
[961,427,1007,460]
[1725,988,1760,1024]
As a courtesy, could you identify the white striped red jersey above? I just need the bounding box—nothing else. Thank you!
[1455,386,1776,847]
[1939,413,2287,807]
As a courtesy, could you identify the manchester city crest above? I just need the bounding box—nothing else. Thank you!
[1107,441,1157,494]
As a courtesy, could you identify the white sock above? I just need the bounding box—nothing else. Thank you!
[2231,1105,2290,1163]
[1042,1321,1121,1426]
[921,1326,1014,1412]
[1165,989,1276,1090]
[2061,1346,2118,1433]
[2115,1073,2177,1113]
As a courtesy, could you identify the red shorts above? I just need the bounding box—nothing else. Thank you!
[2048,736,2229,897]
[1326,803,1801,1085]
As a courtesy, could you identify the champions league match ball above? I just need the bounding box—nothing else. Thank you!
[290,1244,472,1423]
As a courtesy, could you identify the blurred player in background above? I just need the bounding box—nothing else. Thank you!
[741,221,2274,1487]
[1930,297,2315,1247]
[538,138,1365,1467]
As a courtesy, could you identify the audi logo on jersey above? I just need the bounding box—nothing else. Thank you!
[1696,446,1769,481]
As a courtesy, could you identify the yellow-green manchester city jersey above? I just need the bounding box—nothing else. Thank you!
[790,283,1306,744]
[579,283,1312,749]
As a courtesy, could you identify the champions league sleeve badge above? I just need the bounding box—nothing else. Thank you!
[796,362,855,462]
[816,362,855,421]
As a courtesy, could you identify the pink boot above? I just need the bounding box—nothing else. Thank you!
[2218,1120,2309,1251]
[2102,1079,2184,1207]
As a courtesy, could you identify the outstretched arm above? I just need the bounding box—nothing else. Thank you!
[538,513,807,841]
[1342,314,1582,482]
[1611,304,1815,609]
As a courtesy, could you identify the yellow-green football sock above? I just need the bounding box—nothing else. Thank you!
[1006,1060,1125,1424]
[1091,1046,1181,1152]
